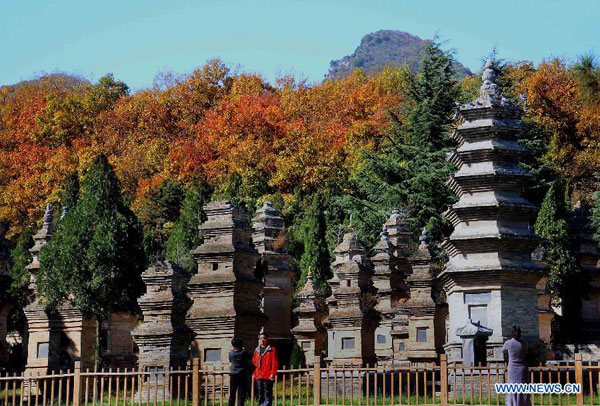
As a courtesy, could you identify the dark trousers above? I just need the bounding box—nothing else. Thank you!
[228,373,248,406]
[256,379,274,406]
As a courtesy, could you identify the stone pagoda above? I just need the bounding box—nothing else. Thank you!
[403,229,437,363]
[187,201,266,366]
[132,261,191,371]
[24,205,96,379]
[439,60,543,365]
[291,269,326,366]
[24,204,55,377]
[324,232,377,366]
[371,211,412,365]
[252,202,294,359]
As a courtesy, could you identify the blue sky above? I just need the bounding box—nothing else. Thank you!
[2,0,599,91]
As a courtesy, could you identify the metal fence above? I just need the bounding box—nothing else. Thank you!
[0,355,597,406]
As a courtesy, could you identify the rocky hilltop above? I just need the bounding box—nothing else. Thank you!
[326,30,472,80]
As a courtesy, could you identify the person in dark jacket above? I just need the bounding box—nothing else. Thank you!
[252,333,278,406]
[229,338,251,406]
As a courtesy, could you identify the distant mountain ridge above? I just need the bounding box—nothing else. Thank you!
[326,30,472,80]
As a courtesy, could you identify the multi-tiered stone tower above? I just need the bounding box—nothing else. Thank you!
[439,61,543,365]
[372,211,412,365]
[403,229,437,363]
[132,261,191,370]
[325,232,377,366]
[291,269,326,366]
[187,201,266,365]
[252,202,294,359]
[24,204,56,377]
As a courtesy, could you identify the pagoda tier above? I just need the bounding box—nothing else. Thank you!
[325,232,377,366]
[252,202,294,355]
[187,201,265,366]
[439,61,543,365]
[372,211,411,365]
[291,270,326,365]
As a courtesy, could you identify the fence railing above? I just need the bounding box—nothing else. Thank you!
[0,354,597,406]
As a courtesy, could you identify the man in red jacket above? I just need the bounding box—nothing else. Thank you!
[252,333,278,406]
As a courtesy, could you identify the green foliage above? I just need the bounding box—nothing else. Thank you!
[592,188,600,255]
[572,55,600,107]
[61,171,80,209]
[138,178,184,261]
[298,193,332,293]
[289,341,307,368]
[534,182,579,310]
[38,154,145,319]
[342,41,459,251]
[166,183,211,273]
[405,43,461,150]
[212,171,270,216]
[7,228,34,299]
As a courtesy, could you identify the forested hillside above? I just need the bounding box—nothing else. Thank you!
[1,44,600,297]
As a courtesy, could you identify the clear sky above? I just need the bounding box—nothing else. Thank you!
[2,0,599,91]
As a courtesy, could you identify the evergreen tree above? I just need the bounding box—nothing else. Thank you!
[7,228,34,297]
[591,186,600,258]
[38,154,145,319]
[138,178,184,261]
[166,183,211,273]
[61,171,80,210]
[535,182,582,342]
[296,193,331,293]
[572,55,600,108]
[534,182,578,304]
[341,41,459,250]
[405,42,460,150]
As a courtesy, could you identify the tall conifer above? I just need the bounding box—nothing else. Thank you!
[38,154,145,319]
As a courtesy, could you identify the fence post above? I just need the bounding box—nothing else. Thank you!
[440,354,448,406]
[575,353,583,406]
[73,361,82,406]
[313,358,321,406]
[193,358,200,406]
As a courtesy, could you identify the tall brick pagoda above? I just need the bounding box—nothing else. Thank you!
[372,211,412,365]
[23,204,56,377]
[252,202,294,358]
[324,232,377,366]
[291,269,326,366]
[187,201,266,365]
[439,60,543,365]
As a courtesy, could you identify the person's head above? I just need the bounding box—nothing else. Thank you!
[231,338,243,350]
[512,326,522,339]
[259,333,269,347]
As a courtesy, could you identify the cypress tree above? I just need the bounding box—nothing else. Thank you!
[38,154,145,319]
[535,182,582,342]
[138,178,184,261]
[165,183,211,273]
[534,183,578,304]
[341,41,459,250]
[593,189,600,249]
[297,193,331,293]
[7,228,34,297]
